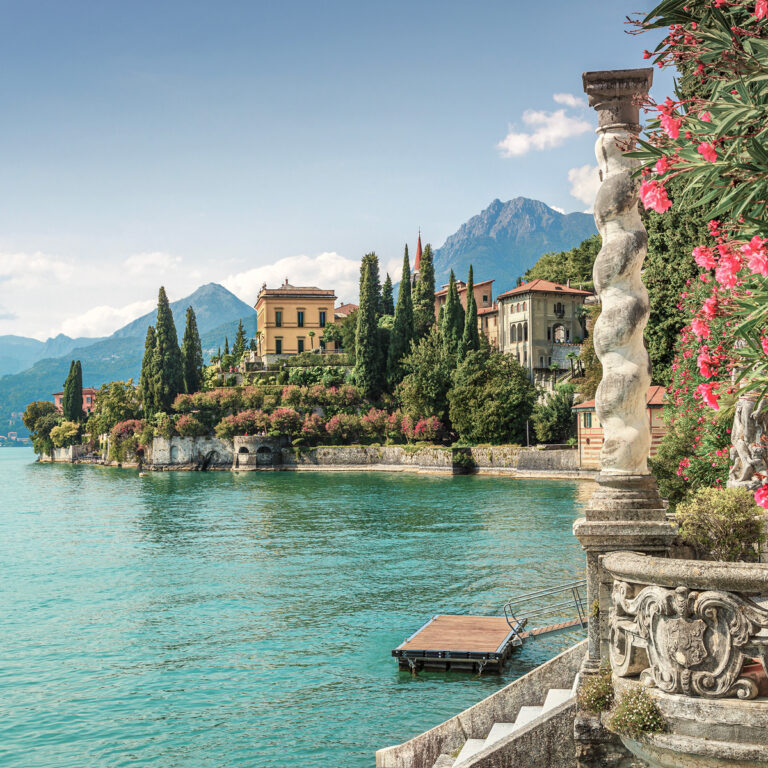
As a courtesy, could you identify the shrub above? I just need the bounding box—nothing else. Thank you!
[175,414,209,437]
[301,413,325,443]
[413,416,443,443]
[400,413,415,442]
[361,407,388,441]
[676,487,765,562]
[109,419,145,462]
[269,407,302,437]
[607,688,665,740]
[241,386,265,410]
[214,409,269,439]
[531,384,576,444]
[281,385,303,407]
[385,410,405,443]
[578,668,614,714]
[172,393,196,413]
[325,413,360,444]
[50,420,81,448]
[153,413,176,439]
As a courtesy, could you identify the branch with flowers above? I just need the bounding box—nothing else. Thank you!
[633,0,768,506]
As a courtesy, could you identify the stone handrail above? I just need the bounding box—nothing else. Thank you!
[602,552,768,700]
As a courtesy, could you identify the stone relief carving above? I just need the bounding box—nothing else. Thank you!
[609,581,768,699]
[728,393,768,490]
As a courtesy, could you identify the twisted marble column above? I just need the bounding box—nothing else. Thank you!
[574,70,675,675]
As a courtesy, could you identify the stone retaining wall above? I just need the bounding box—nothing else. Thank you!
[281,445,455,472]
[151,436,233,469]
[40,444,89,462]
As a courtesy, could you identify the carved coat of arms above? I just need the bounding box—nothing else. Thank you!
[664,617,708,668]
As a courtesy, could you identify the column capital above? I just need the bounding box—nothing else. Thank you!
[582,68,653,132]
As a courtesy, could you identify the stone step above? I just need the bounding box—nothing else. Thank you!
[543,688,573,712]
[454,739,486,765]
[484,721,517,746]
[513,705,544,728]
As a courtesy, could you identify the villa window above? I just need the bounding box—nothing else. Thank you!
[298,338,304,353]
[297,310,304,328]
[584,412,592,428]
[524,322,528,341]
[275,339,282,355]
[319,310,326,328]
[482,294,488,305]
[275,310,282,327]
[523,301,526,311]
[547,327,552,341]
[539,355,545,367]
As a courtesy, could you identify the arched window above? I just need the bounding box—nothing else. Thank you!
[523,301,527,311]
[524,322,528,341]
[512,325,517,342]
[553,323,566,343]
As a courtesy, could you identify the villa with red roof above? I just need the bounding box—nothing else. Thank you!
[572,385,667,469]
[496,279,593,375]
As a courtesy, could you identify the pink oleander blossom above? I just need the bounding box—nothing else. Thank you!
[761,335,768,356]
[757,0,768,20]
[700,111,712,122]
[660,112,682,139]
[692,245,716,270]
[696,347,713,378]
[741,235,768,276]
[702,296,718,318]
[655,156,670,174]
[697,142,718,163]
[691,317,711,339]
[639,179,672,213]
[755,483,768,509]
[714,249,743,289]
[696,382,720,410]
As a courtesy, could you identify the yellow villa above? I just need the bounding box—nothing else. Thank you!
[254,280,337,361]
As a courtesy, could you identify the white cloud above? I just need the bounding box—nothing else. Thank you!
[0,251,74,287]
[549,205,566,214]
[497,109,591,157]
[568,164,601,210]
[553,93,586,109]
[124,251,182,275]
[222,252,362,306]
[58,299,156,338]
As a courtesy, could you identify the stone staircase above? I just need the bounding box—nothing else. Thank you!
[447,681,577,767]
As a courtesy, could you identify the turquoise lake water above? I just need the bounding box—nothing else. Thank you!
[1,448,590,767]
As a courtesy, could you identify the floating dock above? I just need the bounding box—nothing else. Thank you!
[393,579,587,673]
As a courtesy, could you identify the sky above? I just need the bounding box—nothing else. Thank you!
[0,0,672,341]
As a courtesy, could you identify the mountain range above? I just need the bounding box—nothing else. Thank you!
[0,283,256,433]
[0,197,597,435]
[433,197,596,289]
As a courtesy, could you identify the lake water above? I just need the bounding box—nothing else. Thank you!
[1,448,590,767]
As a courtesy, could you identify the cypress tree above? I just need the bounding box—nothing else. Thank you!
[459,265,480,360]
[151,286,184,412]
[139,325,157,415]
[224,337,229,355]
[61,360,79,421]
[440,270,464,356]
[74,361,84,420]
[181,307,204,394]
[381,273,395,316]
[232,319,247,360]
[387,247,415,388]
[360,252,383,317]
[413,243,436,338]
[354,254,385,397]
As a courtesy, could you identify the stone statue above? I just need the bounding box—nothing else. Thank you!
[728,394,768,489]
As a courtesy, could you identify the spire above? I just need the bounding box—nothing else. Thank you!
[415,229,422,271]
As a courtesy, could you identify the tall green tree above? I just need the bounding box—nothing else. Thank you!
[181,306,204,394]
[439,270,464,357]
[224,337,229,355]
[354,255,385,397]
[397,326,453,422]
[360,252,383,317]
[151,286,184,412]
[387,247,415,388]
[413,243,436,338]
[459,265,480,359]
[62,360,85,422]
[381,273,394,316]
[232,318,247,361]
[139,325,157,415]
[448,348,536,444]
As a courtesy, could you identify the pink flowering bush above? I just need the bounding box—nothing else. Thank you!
[269,407,302,437]
[175,414,208,437]
[325,413,361,444]
[109,419,146,462]
[360,407,388,441]
[400,413,416,442]
[413,416,444,443]
[301,413,326,443]
[214,409,270,439]
[385,410,405,443]
[281,385,303,408]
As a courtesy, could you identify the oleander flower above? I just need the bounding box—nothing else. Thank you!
[692,245,716,270]
[697,142,718,163]
[639,179,672,213]
[741,236,768,277]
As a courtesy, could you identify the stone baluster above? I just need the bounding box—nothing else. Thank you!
[573,69,676,676]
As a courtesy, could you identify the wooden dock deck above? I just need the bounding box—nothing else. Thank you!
[392,614,584,673]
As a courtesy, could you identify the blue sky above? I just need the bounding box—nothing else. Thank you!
[0,0,671,339]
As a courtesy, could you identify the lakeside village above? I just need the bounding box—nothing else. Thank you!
[18,5,768,766]
[21,232,665,475]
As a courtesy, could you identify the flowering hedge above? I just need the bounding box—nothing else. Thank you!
[109,419,146,462]
[175,414,208,437]
[635,0,768,506]
[214,409,270,439]
[269,407,302,437]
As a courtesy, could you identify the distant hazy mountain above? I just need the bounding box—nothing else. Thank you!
[0,283,256,431]
[0,333,106,378]
[433,198,597,292]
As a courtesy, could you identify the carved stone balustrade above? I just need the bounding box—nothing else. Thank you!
[603,552,768,768]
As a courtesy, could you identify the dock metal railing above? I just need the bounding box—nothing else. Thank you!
[503,578,587,639]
